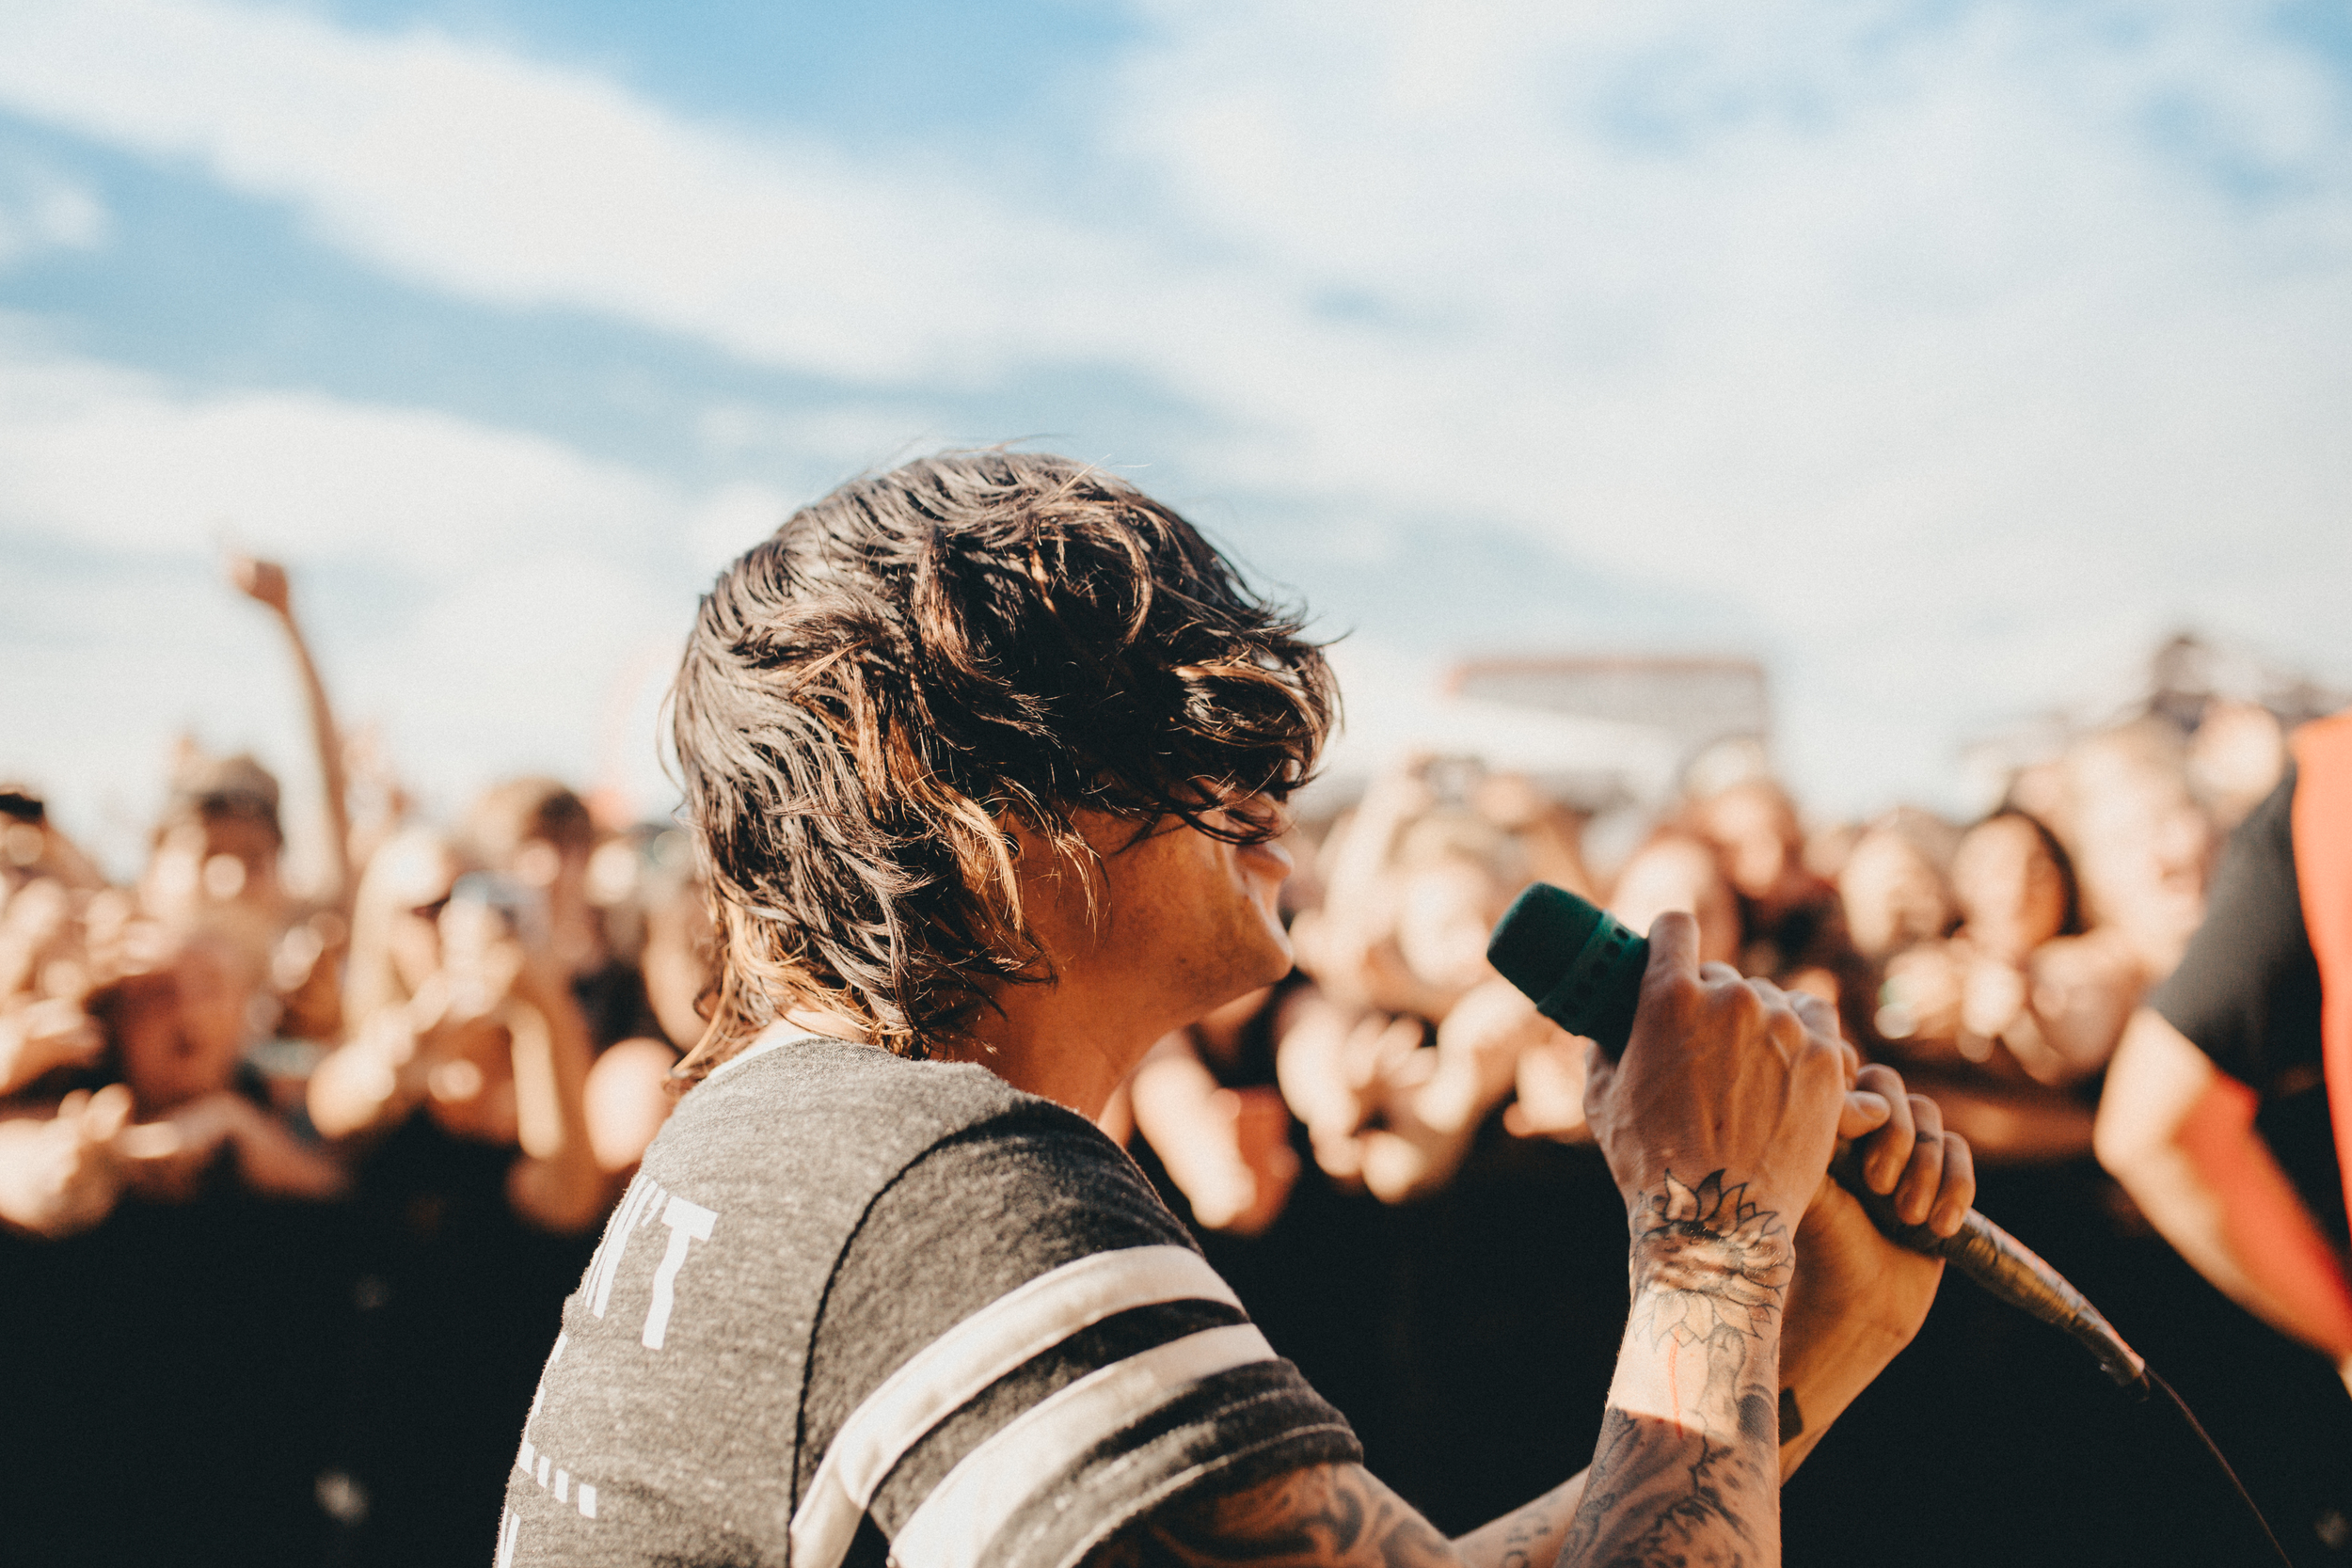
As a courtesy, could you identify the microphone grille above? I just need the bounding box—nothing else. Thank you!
[1486,882,1648,1058]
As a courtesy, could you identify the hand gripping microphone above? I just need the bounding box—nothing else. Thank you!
[1486,882,2149,1393]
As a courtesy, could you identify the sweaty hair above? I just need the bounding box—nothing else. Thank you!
[671,451,1335,1071]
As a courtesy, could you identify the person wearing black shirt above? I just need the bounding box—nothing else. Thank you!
[2097,765,2352,1390]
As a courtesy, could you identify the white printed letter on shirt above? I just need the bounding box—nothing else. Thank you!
[642,1194,718,1349]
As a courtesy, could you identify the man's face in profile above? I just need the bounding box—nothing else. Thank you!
[1029,798,1296,1030]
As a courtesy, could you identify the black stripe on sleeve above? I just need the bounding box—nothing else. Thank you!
[974,1358,1364,1568]
[795,1107,1201,1513]
[864,1296,1251,1535]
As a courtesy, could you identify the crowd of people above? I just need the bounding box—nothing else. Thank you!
[1,561,715,1565]
[2,554,2346,1563]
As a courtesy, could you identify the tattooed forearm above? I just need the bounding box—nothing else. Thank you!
[1448,1469,1589,1568]
[1560,1169,1791,1568]
[1087,1170,1793,1568]
[1083,1463,1456,1568]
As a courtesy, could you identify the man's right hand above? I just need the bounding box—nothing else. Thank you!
[1582,911,1860,1229]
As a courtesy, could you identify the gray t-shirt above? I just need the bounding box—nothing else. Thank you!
[494,1033,1359,1568]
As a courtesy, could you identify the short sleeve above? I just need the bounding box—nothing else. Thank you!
[792,1108,1359,1568]
[2150,768,2325,1091]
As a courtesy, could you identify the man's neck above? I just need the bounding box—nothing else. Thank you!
[788,989,1163,1122]
[949,974,1162,1122]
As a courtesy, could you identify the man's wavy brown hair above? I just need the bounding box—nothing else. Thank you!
[670,451,1335,1074]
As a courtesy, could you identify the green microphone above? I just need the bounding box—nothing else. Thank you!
[1486,881,2149,1392]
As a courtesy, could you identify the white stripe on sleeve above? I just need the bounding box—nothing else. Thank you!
[789,1245,1239,1568]
[887,1322,1275,1568]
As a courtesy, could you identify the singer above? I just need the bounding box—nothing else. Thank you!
[493,451,1976,1568]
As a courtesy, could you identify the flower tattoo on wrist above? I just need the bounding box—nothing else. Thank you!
[1628,1168,1792,1348]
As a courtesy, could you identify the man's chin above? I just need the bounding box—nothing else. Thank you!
[1245,927,1295,991]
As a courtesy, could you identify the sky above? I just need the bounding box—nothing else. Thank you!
[2,0,2349,879]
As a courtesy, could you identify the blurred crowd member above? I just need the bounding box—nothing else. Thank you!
[3,866,344,1234]
[2059,718,2216,982]
[2098,722,2352,1386]
[467,780,638,1041]
[2189,698,2290,832]
[306,825,606,1566]
[135,553,363,1054]
[1,784,107,895]
[0,874,103,1097]
[1466,767,1597,900]
[1688,777,1845,983]
[1132,983,1305,1237]
[1608,830,1740,968]
[1836,807,1958,964]
[1870,809,2123,1161]
[582,832,708,1174]
[140,750,291,936]
[466,779,676,1174]
[3,893,349,1566]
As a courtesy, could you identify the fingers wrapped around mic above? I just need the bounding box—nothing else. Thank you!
[1588,910,1851,1229]
[1851,1063,1976,1237]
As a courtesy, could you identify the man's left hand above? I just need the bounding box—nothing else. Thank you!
[1778,1060,1975,1475]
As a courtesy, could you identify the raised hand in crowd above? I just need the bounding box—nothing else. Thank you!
[0,996,102,1098]
[228,551,354,909]
[0,1083,133,1237]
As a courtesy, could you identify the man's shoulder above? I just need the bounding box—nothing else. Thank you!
[651,1032,1096,1196]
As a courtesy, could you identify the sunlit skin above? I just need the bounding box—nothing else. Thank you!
[110,937,253,1118]
[2066,736,2214,975]
[1949,816,2067,963]
[1695,781,1815,917]
[946,800,1295,1121]
[138,816,284,931]
[385,841,465,998]
[1392,858,1511,997]
[1837,827,1953,961]
[1610,833,1741,968]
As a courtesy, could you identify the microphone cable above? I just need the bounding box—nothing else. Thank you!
[2144,1368,2293,1568]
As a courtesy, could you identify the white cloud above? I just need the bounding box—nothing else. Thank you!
[0,337,730,866]
[0,325,682,568]
[2,0,2350,812]
[0,0,1155,384]
[1099,0,2352,802]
